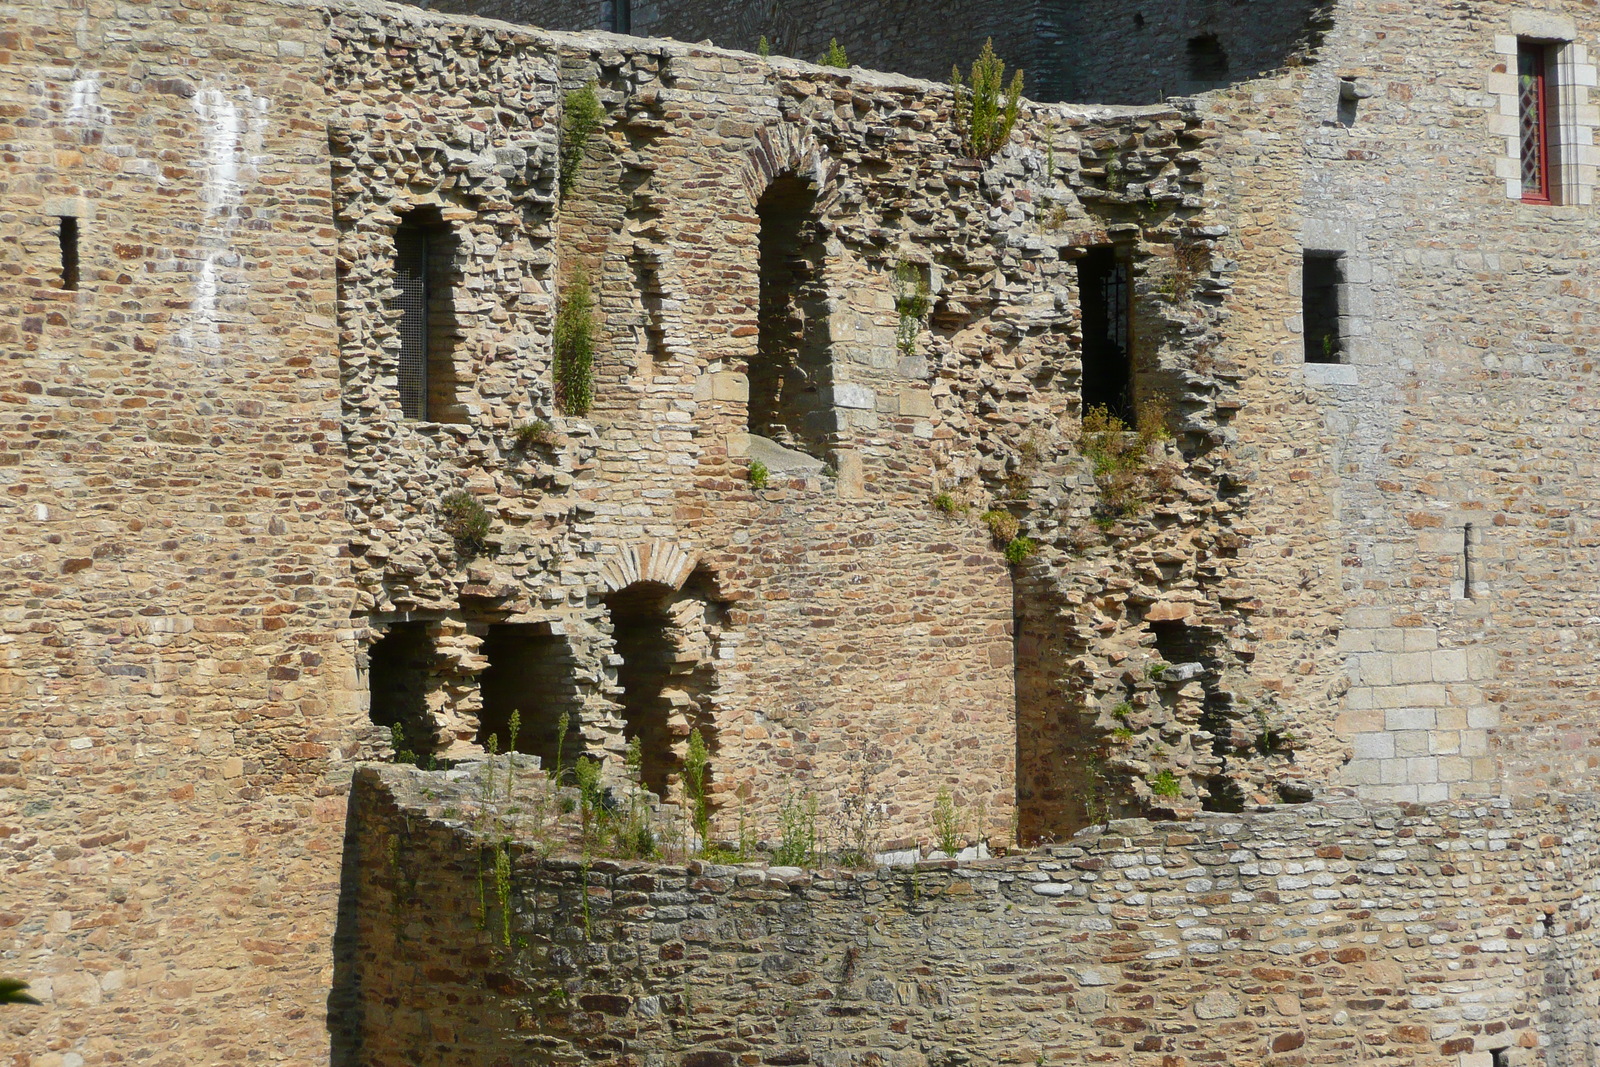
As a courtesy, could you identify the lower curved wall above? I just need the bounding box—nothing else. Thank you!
[334,764,1600,1066]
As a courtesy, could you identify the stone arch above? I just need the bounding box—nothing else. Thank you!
[737,124,841,212]
[597,539,698,595]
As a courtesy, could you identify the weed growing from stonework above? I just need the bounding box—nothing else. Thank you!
[616,737,656,860]
[554,271,595,416]
[1003,536,1037,565]
[558,81,603,200]
[1159,242,1211,303]
[821,38,849,67]
[439,490,492,555]
[981,508,1020,545]
[894,261,931,357]
[931,491,965,515]
[512,419,556,449]
[773,792,819,867]
[748,459,770,490]
[933,788,961,856]
[757,35,771,58]
[389,723,417,766]
[951,39,1023,158]
[1150,769,1183,798]
[1079,403,1171,520]
[683,728,711,846]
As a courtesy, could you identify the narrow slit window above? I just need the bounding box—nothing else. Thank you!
[390,209,461,422]
[58,217,79,291]
[1303,251,1344,364]
[1079,246,1134,424]
[1519,41,1554,203]
[611,0,631,34]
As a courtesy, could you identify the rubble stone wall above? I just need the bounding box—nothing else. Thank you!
[343,762,1600,1067]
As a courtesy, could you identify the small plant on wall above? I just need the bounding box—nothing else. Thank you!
[820,38,849,67]
[951,39,1024,158]
[894,261,931,357]
[559,81,603,200]
[439,490,492,555]
[554,271,595,416]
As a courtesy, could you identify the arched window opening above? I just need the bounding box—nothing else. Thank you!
[477,624,586,771]
[603,573,727,805]
[368,622,437,760]
[605,582,682,796]
[752,173,836,459]
[391,207,464,422]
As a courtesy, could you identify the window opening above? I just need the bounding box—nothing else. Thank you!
[751,173,836,459]
[604,583,682,797]
[391,209,462,421]
[1302,251,1344,364]
[57,217,79,291]
[1490,1050,1510,1067]
[611,0,631,34]
[478,624,584,770]
[1462,523,1476,599]
[1186,33,1230,89]
[1079,246,1134,424]
[1519,41,1554,203]
[368,622,435,759]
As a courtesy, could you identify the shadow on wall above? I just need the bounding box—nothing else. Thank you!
[1037,0,1337,104]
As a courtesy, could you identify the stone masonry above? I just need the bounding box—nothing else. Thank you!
[9,0,1600,1063]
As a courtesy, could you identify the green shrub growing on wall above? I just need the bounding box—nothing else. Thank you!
[559,81,603,200]
[951,40,1023,158]
[894,261,931,356]
[439,490,492,555]
[1079,402,1171,519]
[554,271,595,415]
[821,38,849,67]
[1150,769,1183,798]
[757,35,772,58]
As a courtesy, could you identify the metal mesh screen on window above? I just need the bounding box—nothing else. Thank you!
[393,225,429,420]
[1519,47,1548,199]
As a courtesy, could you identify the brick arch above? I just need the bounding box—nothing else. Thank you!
[597,539,698,595]
[739,123,843,209]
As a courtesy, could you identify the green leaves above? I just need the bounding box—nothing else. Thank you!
[951,40,1024,158]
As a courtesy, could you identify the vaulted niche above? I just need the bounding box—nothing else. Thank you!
[368,622,435,758]
[604,583,681,796]
[391,207,465,423]
[603,574,725,803]
[1079,246,1135,425]
[477,625,584,770]
[751,173,836,459]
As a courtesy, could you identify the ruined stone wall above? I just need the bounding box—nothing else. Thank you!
[404,0,1043,95]
[0,0,370,1061]
[326,7,1281,853]
[343,762,1600,1067]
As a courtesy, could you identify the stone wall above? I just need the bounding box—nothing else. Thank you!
[396,0,1334,106]
[0,0,369,1061]
[342,761,1600,1067]
[324,6,1280,851]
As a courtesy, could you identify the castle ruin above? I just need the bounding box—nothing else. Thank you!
[4,0,1600,1063]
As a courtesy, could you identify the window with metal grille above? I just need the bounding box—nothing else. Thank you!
[1079,246,1135,424]
[390,210,461,422]
[1519,41,1554,203]
[1303,251,1344,364]
[393,220,431,419]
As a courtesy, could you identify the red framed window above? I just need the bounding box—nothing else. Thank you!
[1519,42,1553,203]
